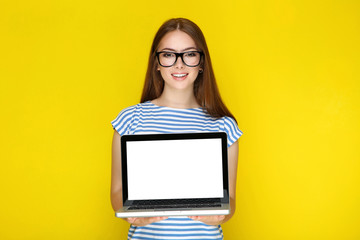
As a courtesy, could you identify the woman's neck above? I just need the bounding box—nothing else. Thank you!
[152,88,199,109]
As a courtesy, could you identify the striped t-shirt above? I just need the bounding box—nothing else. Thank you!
[111,101,243,240]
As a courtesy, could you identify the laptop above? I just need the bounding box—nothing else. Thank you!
[115,132,230,218]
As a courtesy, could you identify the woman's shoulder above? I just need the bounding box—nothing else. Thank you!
[111,101,154,122]
[111,102,145,133]
[119,103,138,114]
[221,115,237,125]
[114,101,152,115]
[220,115,243,146]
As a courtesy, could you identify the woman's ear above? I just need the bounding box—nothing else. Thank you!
[199,63,204,73]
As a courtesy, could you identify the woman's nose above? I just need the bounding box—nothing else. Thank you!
[174,56,185,69]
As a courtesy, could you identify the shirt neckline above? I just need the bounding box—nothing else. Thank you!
[146,100,203,110]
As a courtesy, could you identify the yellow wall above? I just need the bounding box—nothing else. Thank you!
[1,0,359,239]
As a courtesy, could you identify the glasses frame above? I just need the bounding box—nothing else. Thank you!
[156,51,204,68]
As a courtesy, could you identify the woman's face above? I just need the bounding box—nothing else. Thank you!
[156,30,201,92]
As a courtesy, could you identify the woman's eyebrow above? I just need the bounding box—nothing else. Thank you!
[159,47,198,52]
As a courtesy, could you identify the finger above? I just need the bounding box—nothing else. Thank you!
[126,218,137,224]
[130,216,168,226]
[189,215,211,219]
[189,215,225,225]
[148,216,168,223]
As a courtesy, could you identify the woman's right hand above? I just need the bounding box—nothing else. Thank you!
[125,217,168,227]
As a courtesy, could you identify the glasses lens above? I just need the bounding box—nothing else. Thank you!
[183,51,201,66]
[158,52,176,67]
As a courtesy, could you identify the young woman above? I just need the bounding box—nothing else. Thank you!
[111,18,243,239]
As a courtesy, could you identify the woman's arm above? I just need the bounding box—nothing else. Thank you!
[223,140,240,223]
[189,140,239,225]
[111,130,123,212]
[111,130,168,226]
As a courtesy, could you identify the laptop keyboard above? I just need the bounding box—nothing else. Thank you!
[128,198,222,210]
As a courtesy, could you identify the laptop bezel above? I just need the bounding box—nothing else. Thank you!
[120,132,229,207]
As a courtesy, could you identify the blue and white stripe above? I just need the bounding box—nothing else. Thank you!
[111,101,242,147]
[111,101,243,239]
[127,217,224,240]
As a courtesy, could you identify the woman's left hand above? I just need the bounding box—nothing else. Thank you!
[188,215,225,225]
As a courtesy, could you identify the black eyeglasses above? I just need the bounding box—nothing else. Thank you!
[156,51,203,67]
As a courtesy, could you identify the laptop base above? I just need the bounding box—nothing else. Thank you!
[115,206,230,218]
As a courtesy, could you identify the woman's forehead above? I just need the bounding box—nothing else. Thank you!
[158,30,197,51]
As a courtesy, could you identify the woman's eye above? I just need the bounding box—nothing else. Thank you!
[185,52,196,57]
[163,53,174,58]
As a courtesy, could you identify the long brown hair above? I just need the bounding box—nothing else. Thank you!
[140,18,236,121]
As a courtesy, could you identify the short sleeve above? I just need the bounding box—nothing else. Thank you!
[111,105,137,136]
[223,116,243,147]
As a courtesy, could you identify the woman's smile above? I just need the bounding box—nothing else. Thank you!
[171,73,189,80]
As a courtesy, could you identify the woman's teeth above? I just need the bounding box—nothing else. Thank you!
[172,74,187,77]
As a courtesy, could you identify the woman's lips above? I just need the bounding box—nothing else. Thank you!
[171,73,188,80]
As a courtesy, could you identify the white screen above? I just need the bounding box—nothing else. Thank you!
[126,138,224,200]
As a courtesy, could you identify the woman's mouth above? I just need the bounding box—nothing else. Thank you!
[171,73,188,80]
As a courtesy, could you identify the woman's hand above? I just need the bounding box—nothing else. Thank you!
[125,217,168,227]
[188,215,225,225]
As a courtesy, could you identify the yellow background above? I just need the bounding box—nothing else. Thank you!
[1,0,359,239]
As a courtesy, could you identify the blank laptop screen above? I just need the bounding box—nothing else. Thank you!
[126,138,224,200]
